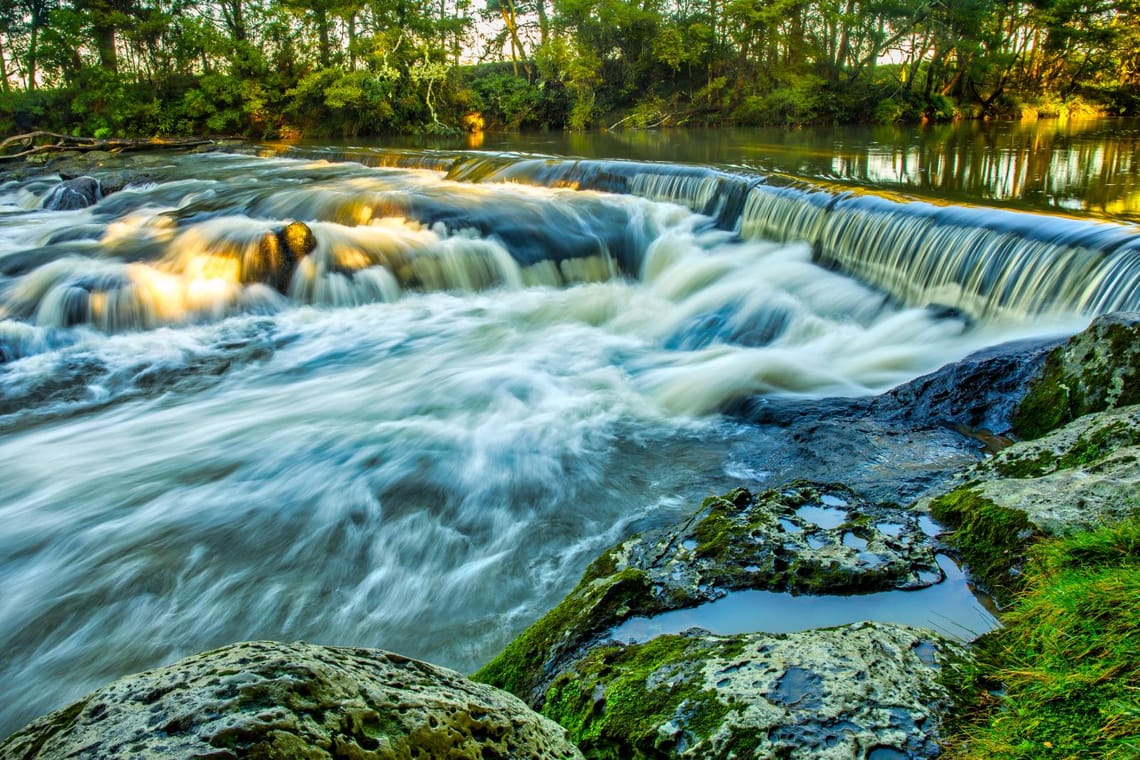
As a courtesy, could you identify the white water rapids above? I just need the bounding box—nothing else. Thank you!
[0,150,1097,734]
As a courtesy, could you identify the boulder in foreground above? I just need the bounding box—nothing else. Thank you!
[0,640,583,760]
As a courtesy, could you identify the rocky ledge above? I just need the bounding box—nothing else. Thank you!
[540,622,962,760]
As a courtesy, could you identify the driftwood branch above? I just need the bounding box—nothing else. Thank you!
[0,132,223,162]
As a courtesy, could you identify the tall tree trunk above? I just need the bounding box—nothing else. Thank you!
[94,23,119,73]
[535,0,549,45]
[348,12,357,69]
[316,7,331,67]
[27,22,38,89]
[0,37,11,92]
[498,0,523,76]
[223,0,248,42]
[834,0,857,82]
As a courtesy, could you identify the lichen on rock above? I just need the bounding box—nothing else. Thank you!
[541,622,964,759]
[0,640,583,760]
[476,483,942,706]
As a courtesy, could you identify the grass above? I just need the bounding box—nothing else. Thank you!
[944,516,1140,759]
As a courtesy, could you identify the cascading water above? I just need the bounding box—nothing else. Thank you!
[0,144,1131,737]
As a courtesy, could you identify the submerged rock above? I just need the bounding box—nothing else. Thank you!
[0,640,583,760]
[541,622,963,760]
[41,176,101,210]
[281,220,318,259]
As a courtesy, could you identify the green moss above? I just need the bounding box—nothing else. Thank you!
[1013,319,1140,440]
[541,635,733,759]
[692,488,755,560]
[929,487,1038,606]
[1012,351,1070,439]
[944,516,1140,759]
[1056,421,1140,471]
[990,449,1057,479]
[472,568,652,703]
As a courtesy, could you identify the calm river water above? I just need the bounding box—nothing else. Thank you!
[0,118,1137,736]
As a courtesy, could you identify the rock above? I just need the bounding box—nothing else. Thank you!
[610,483,940,601]
[541,622,963,760]
[41,176,102,210]
[723,335,1063,504]
[0,640,583,760]
[1013,312,1140,439]
[476,484,941,707]
[972,405,1140,533]
[281,220,317,259]
[95,170,157,195]
[876,335,1062,435]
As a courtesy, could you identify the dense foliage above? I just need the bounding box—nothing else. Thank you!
[1,0,1138,136]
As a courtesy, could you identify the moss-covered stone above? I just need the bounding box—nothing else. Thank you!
[945,405,1140,539]
[0,641,583,760]
[473,569,654,707]
[477,483,942,711]
[623,482,940,599]
[1012,312,1140,439]
[541,623,963,759]
[929,486,1037,606]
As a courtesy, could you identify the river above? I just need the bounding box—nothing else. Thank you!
[0,118,1137,737]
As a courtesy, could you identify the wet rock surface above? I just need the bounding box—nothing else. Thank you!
[608,483,941,602]
[540,623,962,760]
[41,176,102,210]
[0,640,583,760]
[726,334,1063,504]
[475,483,945,711]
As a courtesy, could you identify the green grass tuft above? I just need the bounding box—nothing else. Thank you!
[945,516,1140,759]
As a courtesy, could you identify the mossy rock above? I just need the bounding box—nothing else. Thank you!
[0,640,583,760]
[474,568,655,708]
[928,486,1038,606]
[623,483,940,600]
[923,403,1140,604]
[542,623,964,759]
[1013,312,1140,439]
[476,484,942,707]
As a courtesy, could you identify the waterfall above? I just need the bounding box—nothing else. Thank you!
[282,146,1140,320]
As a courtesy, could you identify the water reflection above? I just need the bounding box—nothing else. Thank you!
[334,118,1140,223]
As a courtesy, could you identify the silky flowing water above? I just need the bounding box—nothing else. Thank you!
[1,124,1137,736]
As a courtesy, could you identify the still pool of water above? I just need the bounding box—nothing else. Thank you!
[611,555,999,644]
[326,117,1140,223]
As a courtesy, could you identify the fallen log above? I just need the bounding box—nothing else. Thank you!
[0,131,224,162]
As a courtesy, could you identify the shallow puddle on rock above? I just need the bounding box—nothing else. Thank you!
[877,522,905,537]
[794,505,848,529]
[610,554,998,643]
[779,518,803,533]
